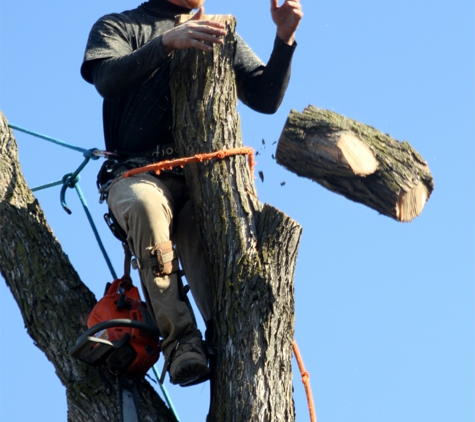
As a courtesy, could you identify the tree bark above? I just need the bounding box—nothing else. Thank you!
[276,105,434,222]
[170,16,302,422]
[0,111,177,422]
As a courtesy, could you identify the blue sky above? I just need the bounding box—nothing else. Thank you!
[1,1,473,421]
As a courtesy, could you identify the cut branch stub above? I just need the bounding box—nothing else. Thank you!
[276,105,434,222]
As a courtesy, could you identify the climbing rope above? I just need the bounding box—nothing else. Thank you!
[123,146,317,422]
[10,123,118,279]
[122,146,256,178]
[293,340,317,422]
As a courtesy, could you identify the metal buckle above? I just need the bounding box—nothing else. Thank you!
[131,258,140,270]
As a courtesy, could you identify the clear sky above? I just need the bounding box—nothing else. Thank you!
[1,1,473,421]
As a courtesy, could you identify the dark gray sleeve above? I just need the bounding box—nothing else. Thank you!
[80,15,171,100]
[235,35,297,114]
[89,37,170,100]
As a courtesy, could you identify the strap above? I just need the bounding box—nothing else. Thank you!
[131,242,179,275]
[131,252,177,270]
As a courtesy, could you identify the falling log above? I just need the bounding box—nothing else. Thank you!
[276,105,434,222]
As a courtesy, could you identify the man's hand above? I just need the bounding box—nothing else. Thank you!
[271,0,303,45]
[162,8,227,54]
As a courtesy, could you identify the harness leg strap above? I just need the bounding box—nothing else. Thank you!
[132,240,179,276]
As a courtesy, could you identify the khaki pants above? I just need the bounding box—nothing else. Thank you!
[107,173,212,356]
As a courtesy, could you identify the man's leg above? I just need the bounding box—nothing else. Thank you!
[107,173,208,385]
[175,200,213,322]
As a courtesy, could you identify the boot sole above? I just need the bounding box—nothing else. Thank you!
[170,359,210,386]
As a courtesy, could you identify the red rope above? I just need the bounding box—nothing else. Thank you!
[122,147,316,421]
[122,146,255,178]
[293,340,317,422]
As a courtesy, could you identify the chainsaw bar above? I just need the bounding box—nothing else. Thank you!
[117,374,141,422]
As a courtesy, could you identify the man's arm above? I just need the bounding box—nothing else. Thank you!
[235,36,295,114]
[88,9,226,100]
[235,0,303,114]
[89,36,169,100]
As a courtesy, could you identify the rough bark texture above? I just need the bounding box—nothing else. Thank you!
[0,111,177,422]
[170,17,302,422]
[276,105,434,222]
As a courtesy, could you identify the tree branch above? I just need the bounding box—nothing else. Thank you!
[0,111,176,422]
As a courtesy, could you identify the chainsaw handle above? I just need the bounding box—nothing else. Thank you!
[76,319,160,342]
[106,279,142,303]
[117,293,127,311]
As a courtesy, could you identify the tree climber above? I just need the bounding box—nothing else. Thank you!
[80,0,303,387]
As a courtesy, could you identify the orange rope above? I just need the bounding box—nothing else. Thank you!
[122,148,315,421]
[122,146,255,178]
[293,340,317,422]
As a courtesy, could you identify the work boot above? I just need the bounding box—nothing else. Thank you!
[168,338,209,387]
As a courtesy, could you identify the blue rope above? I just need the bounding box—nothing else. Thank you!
[73,178,118,280]
[32,180,64,192]
[9,123,92,155]
[153,365,181,421]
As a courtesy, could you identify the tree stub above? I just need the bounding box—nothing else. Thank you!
[170,16,301,422]
[276,105,434,222]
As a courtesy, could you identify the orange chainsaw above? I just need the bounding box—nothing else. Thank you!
[71,278,160,378]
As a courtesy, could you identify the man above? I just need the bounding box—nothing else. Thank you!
[81,0,302,387]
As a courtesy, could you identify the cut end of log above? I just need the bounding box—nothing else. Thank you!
[336,132,379,176]
[304,131,378,176]
[176,14,235,25]
[395,182,430,222]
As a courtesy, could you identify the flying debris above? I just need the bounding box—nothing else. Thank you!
[272,141,276,145]
[280,181,286,186]
[271,154,275,160]
[259,171,264,182]
[262,139,266,145]
[256,151,260,156]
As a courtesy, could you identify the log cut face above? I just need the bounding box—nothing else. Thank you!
[276,105,434,222]
[0,112,177,422]
[171,16,301,422]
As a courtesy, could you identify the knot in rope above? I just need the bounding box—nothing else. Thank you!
[62,173,81,189]
[61,173,81,214]
[83,148,101,161]
[293,340,317,422]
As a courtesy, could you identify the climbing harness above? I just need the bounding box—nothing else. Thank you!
[10,123,317,422]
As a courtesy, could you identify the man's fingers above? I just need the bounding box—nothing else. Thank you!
[285,0,302,10]
[192,7,204,20]
[270,0,279,13]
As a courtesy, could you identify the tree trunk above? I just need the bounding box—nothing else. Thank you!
[276,105,434,222]
[170,16,302,422]
[0,111,177,422]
